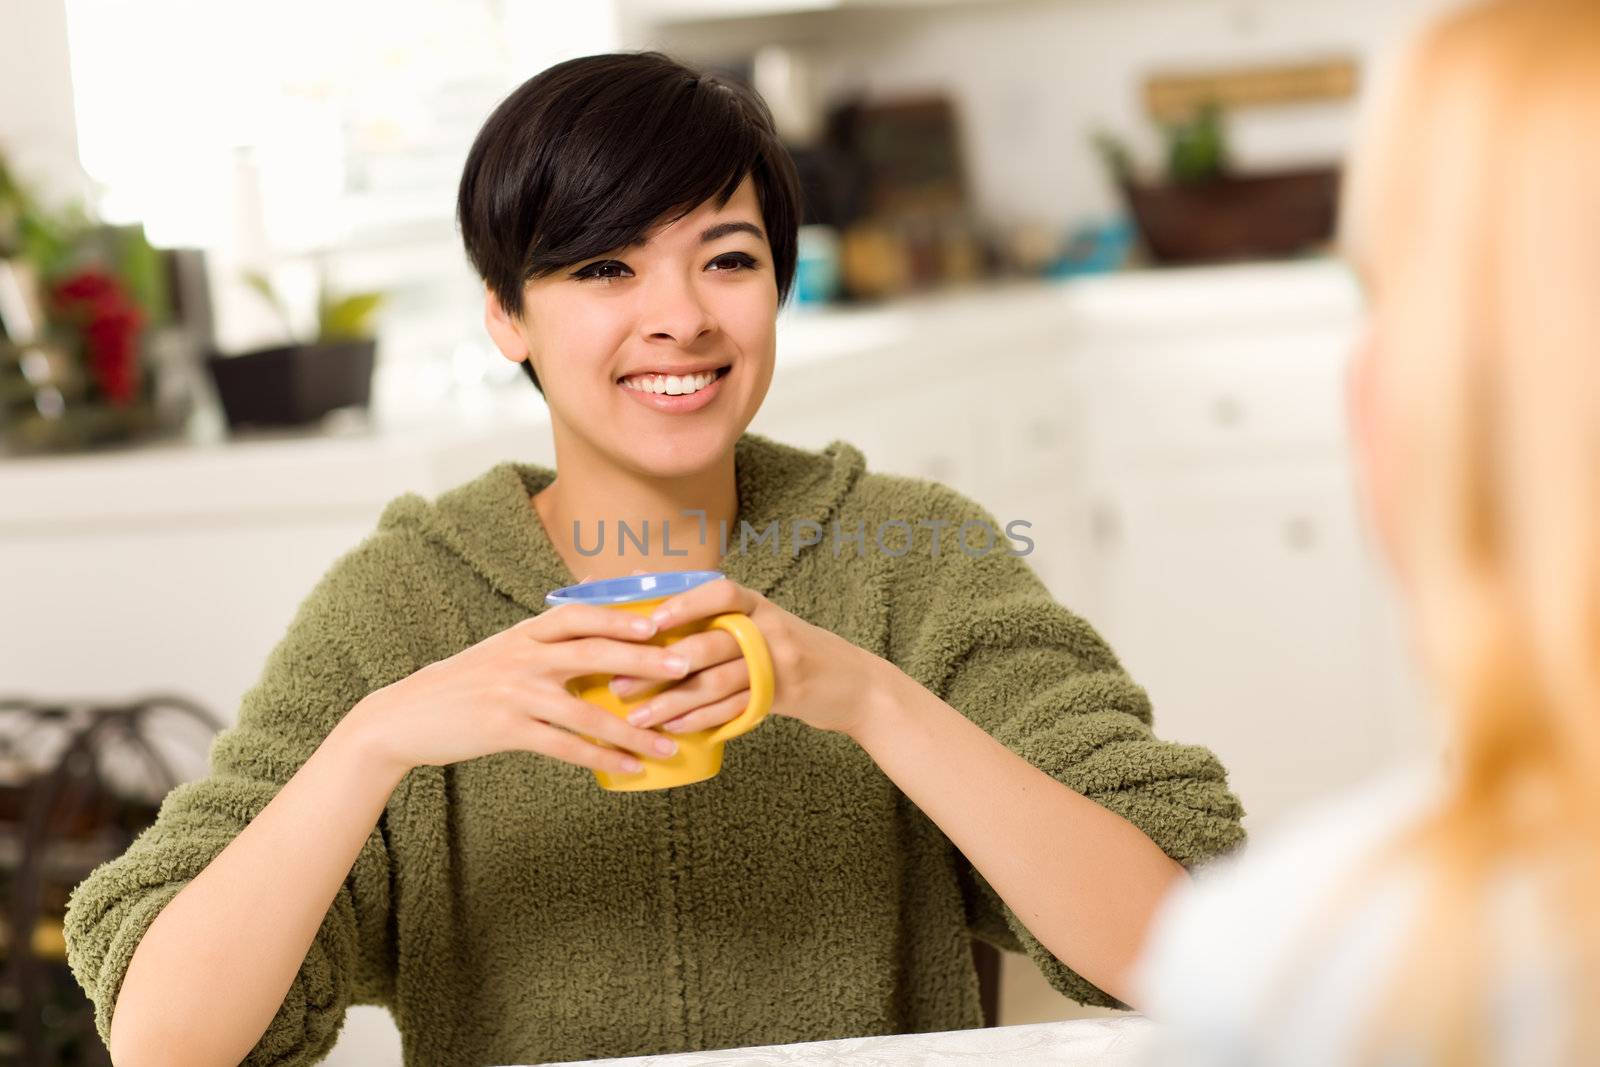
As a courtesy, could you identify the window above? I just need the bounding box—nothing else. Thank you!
[63,0,618,404]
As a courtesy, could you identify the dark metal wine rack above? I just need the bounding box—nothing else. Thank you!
[0,695,221,1066]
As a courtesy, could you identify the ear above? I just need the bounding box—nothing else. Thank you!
[483,284,532,366]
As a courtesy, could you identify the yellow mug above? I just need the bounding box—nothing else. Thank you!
[544,570,774,791]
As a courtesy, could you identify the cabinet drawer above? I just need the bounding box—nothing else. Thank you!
[982,355,1084,486]
[1073,329,1354,465]
[852,379,988,496]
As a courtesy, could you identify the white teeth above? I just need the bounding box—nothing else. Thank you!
[622,369,719,395]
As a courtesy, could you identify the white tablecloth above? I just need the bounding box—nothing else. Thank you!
[525,1017,1154,1066]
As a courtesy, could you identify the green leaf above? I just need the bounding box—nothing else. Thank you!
[1090,128,1136,187]
[0,147,94,278]
[1164,100,1231,185]
[109,223,170,329]
[317,292,384,341]
[241,269,298,343]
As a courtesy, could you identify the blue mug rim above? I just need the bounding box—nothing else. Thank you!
[544,569,725,607]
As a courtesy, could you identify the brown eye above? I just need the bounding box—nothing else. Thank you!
[708,253,757,272]
[573,261,630,281]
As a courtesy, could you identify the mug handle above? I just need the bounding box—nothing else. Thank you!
[701,612,775,744]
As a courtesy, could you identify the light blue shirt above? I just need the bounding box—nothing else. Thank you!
[1132,764,1571,1066]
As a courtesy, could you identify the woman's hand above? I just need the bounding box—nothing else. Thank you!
[347,599,692,779]
[606,576,892,736]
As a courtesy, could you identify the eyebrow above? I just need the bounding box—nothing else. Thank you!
[699,221,764,244]
[622,220,765,251]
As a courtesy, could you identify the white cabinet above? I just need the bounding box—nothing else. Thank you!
[1069,330,1352,469]
[963,352,1090,610]
[1083,462,1396,824]
[2,265,1420,836]
[761,264,1428,833]
[1049,274,1427,832]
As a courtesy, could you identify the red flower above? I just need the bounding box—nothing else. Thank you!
[52,269,121,304]
[49,268,145,407]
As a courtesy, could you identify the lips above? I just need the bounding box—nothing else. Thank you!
[617,364,730,413]
[616,363,731,385]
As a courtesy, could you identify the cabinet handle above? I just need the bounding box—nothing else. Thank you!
[1212,395,1244,427]
[1091,504,1122,551]
[1284,516,1317,551]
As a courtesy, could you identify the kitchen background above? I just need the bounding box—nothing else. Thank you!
[1,0,1446,1062]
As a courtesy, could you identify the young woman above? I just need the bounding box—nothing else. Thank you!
[1135,1,1600,1063]
[65,53,1243,1067]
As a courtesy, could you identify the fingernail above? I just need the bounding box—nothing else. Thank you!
[651,609,670,626]
[663,655,688,674]
[663,720,690,733]
[626,706,652,726]
[610,677,635,696]
[654,737,678,756]
[630,617,655,636]
[621,757,644,773]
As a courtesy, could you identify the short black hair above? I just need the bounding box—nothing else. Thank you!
[456,51,803,394]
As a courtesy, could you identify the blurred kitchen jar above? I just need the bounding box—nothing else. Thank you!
[793,224,841,305]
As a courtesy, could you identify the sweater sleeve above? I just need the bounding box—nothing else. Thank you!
[886,483,1247,1008]
[62,566,396,1065]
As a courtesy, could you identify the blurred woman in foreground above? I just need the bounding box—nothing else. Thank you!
[1134,0,1600,1062]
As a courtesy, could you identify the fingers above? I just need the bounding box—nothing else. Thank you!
[666,628,742,667]
[524,603,658,643]
[524,692,681,770]
[519,718,649,776]
[660,690,753,735]
[622,657,749,728]
[609,629,740,697]
[645,576,754,630]
[547,691,681,759]
[545,636,692,682]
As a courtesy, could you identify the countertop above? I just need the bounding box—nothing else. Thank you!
[0,259,1361,528]
[530,1016,1154,1067]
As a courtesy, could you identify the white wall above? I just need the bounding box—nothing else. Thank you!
[1,0,92,209]
[645,0,1444,230]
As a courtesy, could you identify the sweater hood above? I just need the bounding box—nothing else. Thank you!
[376,431,867,615]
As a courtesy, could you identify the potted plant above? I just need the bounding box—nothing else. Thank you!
[0,150,175,455]
[1093,101,1340,264]
[205,258,385,430]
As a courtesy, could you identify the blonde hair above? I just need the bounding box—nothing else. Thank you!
[1338,0,1600,1061]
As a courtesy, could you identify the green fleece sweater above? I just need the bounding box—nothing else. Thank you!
[64,431,1244,1066]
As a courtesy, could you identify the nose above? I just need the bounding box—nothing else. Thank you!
[640,271,716,347]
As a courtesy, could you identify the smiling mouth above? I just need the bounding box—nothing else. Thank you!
[617,365,732,395]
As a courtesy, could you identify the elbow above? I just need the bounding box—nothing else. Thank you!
[109,1005,210,1067]
[1113,859,1190,1010]
[108,1014,164,1067]
[1097,969,1141,1012]
[106,1000,139,1067]
[111,1039,208,1067]
[1163,855,1192,893]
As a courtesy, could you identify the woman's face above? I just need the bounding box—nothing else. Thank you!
[485,174,778,480]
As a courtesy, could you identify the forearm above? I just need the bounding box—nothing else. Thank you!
[109,702,405,1067]
[849,666,1187,1007]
